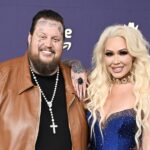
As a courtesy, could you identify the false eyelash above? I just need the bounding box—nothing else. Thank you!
[105,52,114,56]
[119,51,128,55]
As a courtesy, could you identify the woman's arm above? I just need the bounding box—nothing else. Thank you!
[142,115,150,150]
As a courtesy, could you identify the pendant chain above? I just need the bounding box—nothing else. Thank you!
[30,66,59,134]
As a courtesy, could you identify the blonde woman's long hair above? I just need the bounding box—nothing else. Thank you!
[86,24,150,148]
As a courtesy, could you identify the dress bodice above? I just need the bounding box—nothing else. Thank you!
[87,109,137,150]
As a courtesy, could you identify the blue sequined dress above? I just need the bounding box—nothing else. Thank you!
[87,109,137,150]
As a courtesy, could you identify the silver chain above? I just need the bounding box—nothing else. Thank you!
[30,66,59,134]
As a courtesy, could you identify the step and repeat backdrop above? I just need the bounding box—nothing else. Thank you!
[0,0,150,68]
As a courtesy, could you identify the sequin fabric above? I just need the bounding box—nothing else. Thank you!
[87,109,137,150]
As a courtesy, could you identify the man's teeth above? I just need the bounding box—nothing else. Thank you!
[42,51,53,54]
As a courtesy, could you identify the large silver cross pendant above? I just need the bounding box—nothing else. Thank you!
[50,122,58,134]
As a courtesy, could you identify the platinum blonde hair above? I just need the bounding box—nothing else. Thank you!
[86,24,150,148]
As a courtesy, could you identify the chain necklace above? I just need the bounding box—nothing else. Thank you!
[30,66,59,134]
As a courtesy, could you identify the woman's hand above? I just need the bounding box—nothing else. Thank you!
[70,60,88,100]
[63,59,89,99]
[71,69,88,100]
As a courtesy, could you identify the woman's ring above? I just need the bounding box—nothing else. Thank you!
[77,77,84,85]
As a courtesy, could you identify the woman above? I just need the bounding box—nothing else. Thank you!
[83,24,150,150]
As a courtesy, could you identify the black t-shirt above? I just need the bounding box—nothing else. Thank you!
[31,70,72,150]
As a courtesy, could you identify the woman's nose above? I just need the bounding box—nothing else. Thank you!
[113,55,120,64]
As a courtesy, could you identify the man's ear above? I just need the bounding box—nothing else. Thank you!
[28,33,31,45]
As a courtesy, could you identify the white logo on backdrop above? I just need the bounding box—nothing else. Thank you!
[125,22,139,30]
[63,28,73,51]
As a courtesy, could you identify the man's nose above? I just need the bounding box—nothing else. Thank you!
[45,39,53,48]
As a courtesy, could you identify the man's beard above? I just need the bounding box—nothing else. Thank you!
[28,50,59,75]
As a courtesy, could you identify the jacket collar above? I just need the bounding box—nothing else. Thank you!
[59,62,77,108]
[18,53,76,107]
[18,52,34,94]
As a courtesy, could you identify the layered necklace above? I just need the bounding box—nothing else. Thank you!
[30,66,59,134]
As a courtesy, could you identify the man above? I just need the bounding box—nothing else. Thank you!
[0,9,88,150]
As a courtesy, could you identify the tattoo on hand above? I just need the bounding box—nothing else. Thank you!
[72,63,85,73]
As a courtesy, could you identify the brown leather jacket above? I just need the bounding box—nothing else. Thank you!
[0,53,88,150]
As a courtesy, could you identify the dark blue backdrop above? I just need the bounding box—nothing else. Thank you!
[0,0,150,68]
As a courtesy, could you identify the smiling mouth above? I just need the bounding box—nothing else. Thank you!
[40,49,55,56]
[112,67,123,73]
